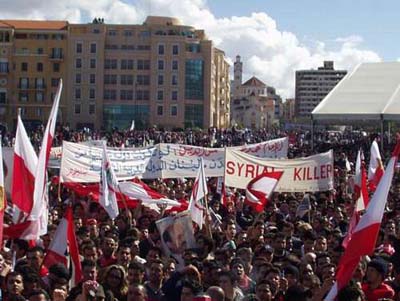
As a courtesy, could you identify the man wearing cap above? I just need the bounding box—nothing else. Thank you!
[362,259,395,301]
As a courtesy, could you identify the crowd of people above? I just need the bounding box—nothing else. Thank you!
[1,125,400,301]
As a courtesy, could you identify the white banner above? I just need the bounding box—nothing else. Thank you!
[225,149,334,192]
[60,141,160,182]
[60,137,289,182]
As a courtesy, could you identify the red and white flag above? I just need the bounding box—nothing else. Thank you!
[0,137,5,244]
[342,150,369,248]
[325,141,400,301]
[43,205,82,287]
[99,142,119,219]
[30,79,62,237]
[188,158,208,229]
[12,115,38,218]
[368,139,384,191]
[245,171,283,212]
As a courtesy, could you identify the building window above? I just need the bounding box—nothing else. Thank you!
[89,104,96,115]
[53,63,60,72]
[51,78,59,87]
[37,62,43,72]
[124,30,133,37]
[51,48,63,59]
[35,78,45,89]
[37,48,44,54]
[185,59,204,100]
[184,104,203,128]
[136,90,150,101]
[120,90,134,100]
[0,92,6,104]
[172,74,178,86]
[21,62,28,72]
[172,91,178,101]
[19,78,29,89]
[186,43,201,53]
[104,74,117,85]
[90,59,96,69]
[157,105,163,116]
[105,59,117,69]
[36,107,42,117]
[76,74,82,84]
[121,59,134,70]
[76,43,82,53]
[75,88,81,99]
[158,44,165,55]
[137,75,150,86]
[19,92,29,102]
[104,90,117,100]
[157,60,164,70]
[36,92,44,102]
[172,45,179,55]
[108,30,117,36]
[0,62,8,73]
[74,104,81,114]
[157,90,163,101]
[158,74,164,85]
[171,105,178,116]
[137,60,150,70]
[89,88,95,99]
[172,60,178,71]
[90,43,97,54]
[76,58,82,69]
[90,74,96,84]
[120,75,134,85]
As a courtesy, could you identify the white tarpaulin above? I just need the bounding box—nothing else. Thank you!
[225,149,334,192]
[60,138,288,182]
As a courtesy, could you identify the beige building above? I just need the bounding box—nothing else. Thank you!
[0,20,68,131]
[283,98,296,121]
[0,16,230,131]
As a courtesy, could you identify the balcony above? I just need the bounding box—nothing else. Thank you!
[49,54,63,61]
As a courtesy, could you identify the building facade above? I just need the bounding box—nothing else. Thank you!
[295,61,347,118]
[0,20,68,131]
[230,56,282,129]
[0,16,230,131]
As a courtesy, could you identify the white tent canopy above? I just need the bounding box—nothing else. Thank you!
[312,62,400,121]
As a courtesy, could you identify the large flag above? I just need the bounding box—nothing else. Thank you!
[325,141,400,301]
[343,150,369,248]
[368,139,384,191]
[245,171,283,212]
[43,205,82,287]
[30,79,62,238]
[99,142,120,219]
[0,137,5,244]
[188,158,208,229]
[12,115,38,217]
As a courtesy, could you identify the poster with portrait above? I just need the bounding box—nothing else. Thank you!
[156,212,197,265]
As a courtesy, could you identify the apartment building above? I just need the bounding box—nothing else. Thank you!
[0,16,230,131]
[0,20,68,130]
[295,61,347,118]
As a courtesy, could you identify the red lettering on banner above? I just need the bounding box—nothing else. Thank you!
[314,166,319,180]
[245,164,255,178]
[226,161,235,175]
[237,163,245,177]
[294,168,302,181]
[293,164,333,181]
[320,165,326,178]
[327,164,333,178]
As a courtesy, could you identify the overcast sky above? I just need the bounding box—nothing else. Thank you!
[2,0,397,98]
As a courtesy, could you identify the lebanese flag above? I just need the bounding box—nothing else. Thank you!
[0,139,5,244]
[30,79,62,238]
[188,158,208,230]
[42,205,82,287]
[99,142,120,219]
[245,171,283,212]
[12,115,38,217]
[368,139,384,191]
[325,140,400,301]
